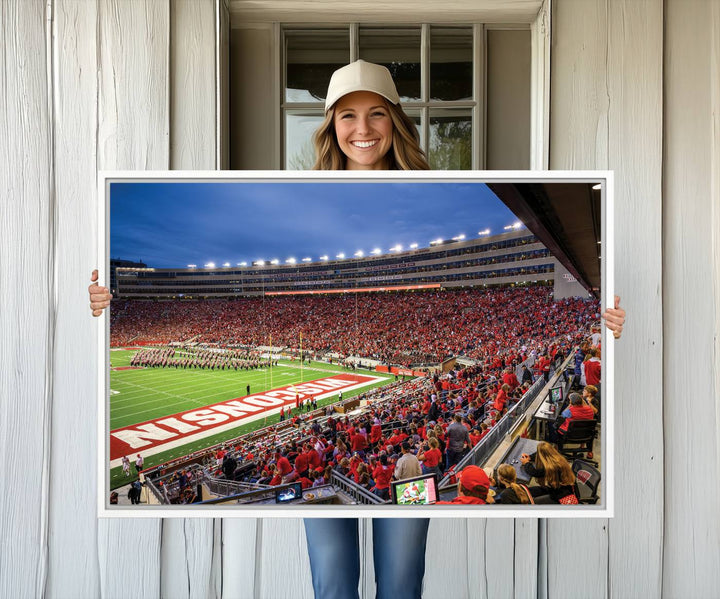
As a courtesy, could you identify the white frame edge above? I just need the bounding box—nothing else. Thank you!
[97,169,614,519]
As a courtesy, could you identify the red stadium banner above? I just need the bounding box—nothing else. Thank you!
[376,365,389,373]
[109,373,383,462]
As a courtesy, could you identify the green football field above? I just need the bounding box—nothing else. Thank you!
[109,349,394,489]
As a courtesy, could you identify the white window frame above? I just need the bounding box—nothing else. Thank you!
[280,23,523,171]
[228,1,551,171]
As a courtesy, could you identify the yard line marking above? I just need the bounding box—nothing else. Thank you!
[109,373,385,463]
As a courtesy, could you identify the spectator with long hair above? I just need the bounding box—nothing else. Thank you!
[494,464,533,504]
[302,60,431,599]
[520,441,577,504]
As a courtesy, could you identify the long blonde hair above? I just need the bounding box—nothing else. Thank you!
[312,100,430,171]
[497,463,530,504]
[534,442,575,488]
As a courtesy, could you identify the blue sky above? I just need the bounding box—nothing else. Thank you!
[110,181,521,268]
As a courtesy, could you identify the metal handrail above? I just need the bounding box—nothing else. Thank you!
[203,475,271,497]
[330,471,386,505]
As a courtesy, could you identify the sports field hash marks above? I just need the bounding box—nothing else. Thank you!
[111,378,290,418]
[109,367,334,428]
[110,377,210,418]
[111,372,257,404]
[111,367,281,403]
[111,373,288,419]
[109,360,357,408]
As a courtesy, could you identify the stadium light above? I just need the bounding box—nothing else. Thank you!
[389,244,402,252]
[320,255,329,261]
[240,261,248,266]
[430,238,443,246]
[302,257,312,262]
[187,264,197,268]
[354,250,364,258]
[452,234,466,241]
[409,243,418,249]
[286,257,296,264]
[205,262,215,268]
[336,253,345,259]
[223,262,231,267]
[478,228,490,236]
[371,248,382,255]
[270,259,280,265]
[503,221,524,231]
[255,260,266,266]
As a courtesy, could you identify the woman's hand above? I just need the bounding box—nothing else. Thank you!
[88,269,112,316]
[602,295,625,339]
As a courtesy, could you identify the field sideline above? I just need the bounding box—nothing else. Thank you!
[109,350,394,489]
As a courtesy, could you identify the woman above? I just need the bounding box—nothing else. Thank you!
[88,59,626,598]
[301,60,432,599]
[520,441,577,503]
[494,463,533,504]
[371,453,393,501]
[417,437,442,477]
[492,383,511,412]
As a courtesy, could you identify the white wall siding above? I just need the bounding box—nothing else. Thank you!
[96,1,169,597]
[1,1,719,597]
[0,2,53,598]
[47,1,102,597]
[604,1,665,597]
[170,0,217,170]
[663,1,720,597]
[550,1,664,598]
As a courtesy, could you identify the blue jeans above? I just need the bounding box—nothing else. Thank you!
[304,518,430,599]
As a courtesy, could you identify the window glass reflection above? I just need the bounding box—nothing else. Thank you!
[359,28,421,102]
[429,110,472,170]
[430,27,473,101]
[286,30,350,103]
[285,113,324,169]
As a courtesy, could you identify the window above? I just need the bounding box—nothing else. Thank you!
[228,23,531,170]
[283,25,478,170]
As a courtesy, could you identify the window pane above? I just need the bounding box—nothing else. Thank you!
[358,28,421,102]
[285,112,324,169]
[402,109,423,148]
[429,109,472,170]
[286,30,349,103]
[430,27,473,101]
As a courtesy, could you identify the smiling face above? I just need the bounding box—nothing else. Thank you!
[333,91,394,170]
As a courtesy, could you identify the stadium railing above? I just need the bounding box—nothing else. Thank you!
[438,354,573,488]
[202,475,272,498]
[144,466,272,504]
[144,463,206,504]
[329,470,387,505]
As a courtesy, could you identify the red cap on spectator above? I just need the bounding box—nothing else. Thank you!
[458,465,490,493]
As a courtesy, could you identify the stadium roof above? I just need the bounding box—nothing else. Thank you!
[487,183,602,295]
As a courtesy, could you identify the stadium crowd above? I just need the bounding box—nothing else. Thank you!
[111,286,599,366]
[164,339,595,505]
[117,285,603,506]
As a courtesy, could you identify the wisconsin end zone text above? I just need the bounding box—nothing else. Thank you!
[109,374,381,465]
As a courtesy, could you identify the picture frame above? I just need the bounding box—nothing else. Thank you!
[98,170,614,518]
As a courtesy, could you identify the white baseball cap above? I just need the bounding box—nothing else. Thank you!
[324,60,400,112]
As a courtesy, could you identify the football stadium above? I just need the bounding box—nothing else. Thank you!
[108,182,605,508]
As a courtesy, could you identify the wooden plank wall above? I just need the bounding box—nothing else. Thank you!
[1,1,719,597]
[663,1,720,597]
[550,2,664,598]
